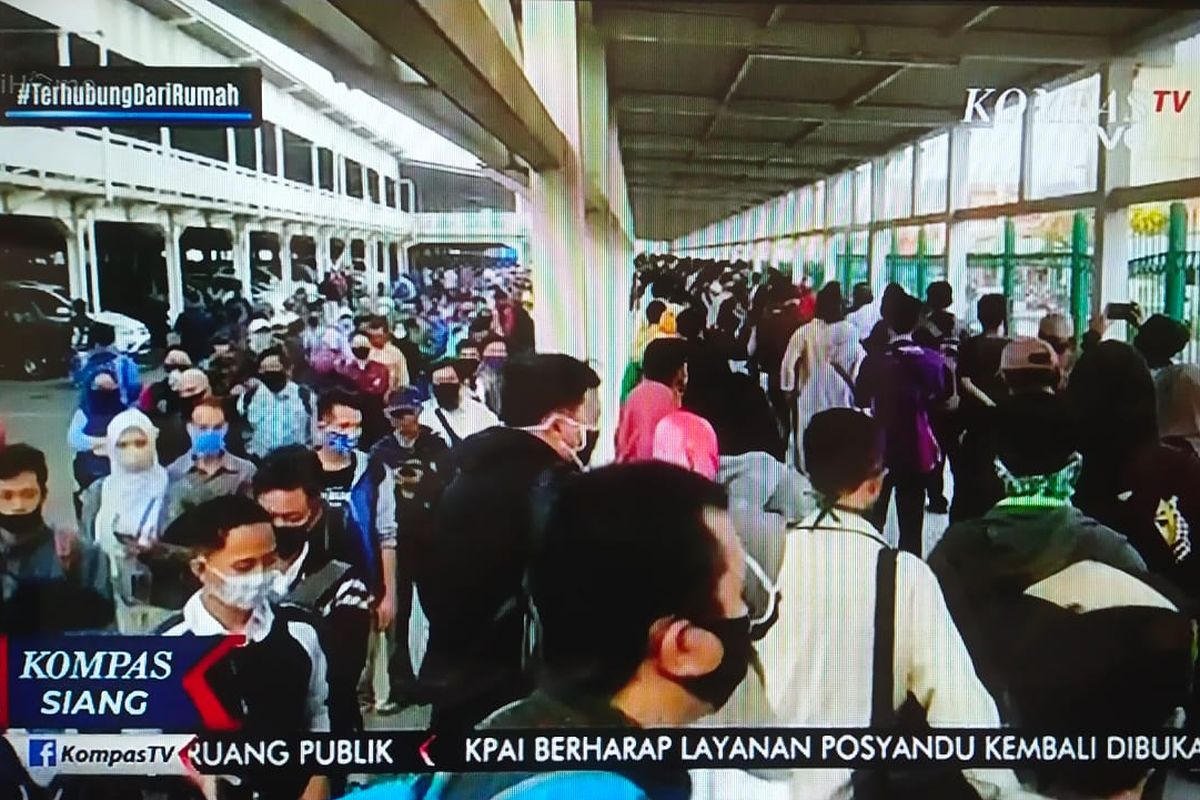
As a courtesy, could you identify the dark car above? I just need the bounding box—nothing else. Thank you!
[0,285,73,379]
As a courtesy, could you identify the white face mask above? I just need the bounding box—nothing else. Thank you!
[207,566,277,611]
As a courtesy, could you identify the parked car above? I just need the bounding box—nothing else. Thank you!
[0,281,151,356]
[0,285,74,379]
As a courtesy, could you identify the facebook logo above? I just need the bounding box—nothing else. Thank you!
[29,739,57,767]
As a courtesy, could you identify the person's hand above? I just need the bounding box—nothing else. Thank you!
[1129,302,1145,329]
[300,775,331,800]
[1089,312,1108,339]
[54,527,81,572]
[375,592,396,631]
[89,436,106,455]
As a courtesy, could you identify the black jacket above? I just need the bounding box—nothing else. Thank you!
[418,427,575,730]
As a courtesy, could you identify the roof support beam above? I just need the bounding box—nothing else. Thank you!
[624,158,819,180]
[621,133,874,161]
[616,93,960,126]
[596,9,1114,65]
[327,0,568,169]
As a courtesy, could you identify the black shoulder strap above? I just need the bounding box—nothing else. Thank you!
[871,547,898,726]
[434,407,464,446]
[286,559,353,610]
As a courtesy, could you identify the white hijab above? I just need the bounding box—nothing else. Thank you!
[96,408,169,558]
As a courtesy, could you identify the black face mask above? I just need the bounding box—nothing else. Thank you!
[273,524,309,560]
[351,347,371,360]
[0,509,45,537]
[432,383,461,411]
[260,372,287,393]
[678,615,752,710]
[459,357,480,376]
[579,429,601,467]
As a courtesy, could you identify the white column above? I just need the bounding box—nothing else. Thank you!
[1094,61,1134,326]
[274,124,285,177]
[253,128,264,173]
[524,0,588,359]
[225,129,236,167]
[279,230,294,294]
[310,144,320,189]
[232,221,252,297]
[163,215,184,321]
[946,126,972,319]
[316,229,331,280]
[61,218,82,302]
[56,31,69,65]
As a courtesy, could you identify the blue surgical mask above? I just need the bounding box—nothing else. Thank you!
[324,430,360,453]
[189,426,227,457]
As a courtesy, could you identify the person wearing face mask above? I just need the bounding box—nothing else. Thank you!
[0,444,113,623]
[246,317,276,356]
[370,399,449,476]
[241,348,316,460]
[336,333,390,447]
[137,348,192,416]
[79,408,173,633]
[156,367,212,466]
[164,398,255,524]
[419,353,600,733]
[418,361,500,447]
[252,449,373,732]
[158,496,332,800]
[760,409,1019,800]
[312,388,398,708]
[67,368,129,497]
[616,337,689,463]
[475,336,508,415]
[410,463,748,800]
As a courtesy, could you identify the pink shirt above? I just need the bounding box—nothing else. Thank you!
[615,380,679,463]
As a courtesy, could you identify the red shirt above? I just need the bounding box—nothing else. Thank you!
[336,358,389,397]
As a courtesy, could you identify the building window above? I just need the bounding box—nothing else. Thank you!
[854,163,872,225]
[883,146,914,220]
[915,133,949,214]
[0,4,56,69]
[367,169,380,203]
[964,100,1020,208]
[234,128,256,169]
[261,121,278,176]
[282,129,313,184]
[1030,74,1100,199]
[170,128,227,162]
[345,159,364,198]
[384,176,397,208]
[317,148,334,190]
[68,34,100,66]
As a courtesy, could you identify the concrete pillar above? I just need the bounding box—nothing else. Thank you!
[163,215,184,320]
[316,230,331,280]
[232,220,252,297]
[310,144,320,189]
[946,127,972,319]
[226,129,236,167]
[279,230,294,294]
[1094,60,1134,334]
[274,124,285,177]
[254,128,264,173]
[524,0,589,360]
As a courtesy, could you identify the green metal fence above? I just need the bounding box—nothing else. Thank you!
[964,212,1092,338]
[885,254,948,299]
[801,260,825,288]
[833,253,869,290]
[1126,200,1200,359]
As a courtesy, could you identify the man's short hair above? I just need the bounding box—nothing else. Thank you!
[890,293,923,335]
[642,337,689,385]
[977,293,1007,331]
[530,463,729,696]
[0,443,48,489]
[675,306,706,340]
[257,346,290,369]
[190,397,227,422]
[365,315,389,331]
[500,354,601,427]
[317,387,361,420]
[162,495,272,553]
[646,299,667,325]
[91,323,116,347]
[803,409,884,500]
[926,281,953,310]
[252,445,324,499]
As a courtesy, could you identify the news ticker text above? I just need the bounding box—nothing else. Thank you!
[0,67,261,127]
[12,730,1200,776]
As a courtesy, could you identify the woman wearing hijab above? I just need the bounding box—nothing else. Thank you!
[1069,341,1200,601]
[80,408,173,633]
[792,318,859,471]
[1155,362,1200,458]
[67,368,130,498]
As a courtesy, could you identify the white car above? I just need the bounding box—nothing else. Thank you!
[1,281,151,355]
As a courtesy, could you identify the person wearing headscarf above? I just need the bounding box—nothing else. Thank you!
[792,318,859,471]
[80,408,173,633]
[1069,341,1200,602]
[615,337,688,463]
[652,409,720,479]
[67,368,130,497]
[1157,363,1200,457]
[780,282,846,405]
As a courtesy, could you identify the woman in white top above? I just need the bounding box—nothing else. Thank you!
[80,408,172,633]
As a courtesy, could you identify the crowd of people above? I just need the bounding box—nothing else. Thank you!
[2,251,1200,800]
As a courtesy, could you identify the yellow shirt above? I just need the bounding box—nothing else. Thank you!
[369,343,410,393]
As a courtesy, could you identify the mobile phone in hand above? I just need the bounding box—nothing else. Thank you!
[1105,302,1137,322]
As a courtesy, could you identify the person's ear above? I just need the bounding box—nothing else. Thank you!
[652,617,721,680]
[189,556,208,583]
[864,472,885,502]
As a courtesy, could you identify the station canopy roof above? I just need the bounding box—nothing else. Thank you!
[594,2,1200,240]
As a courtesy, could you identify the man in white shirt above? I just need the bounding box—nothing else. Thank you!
[419,361,500,447]
[759,408,1018,800]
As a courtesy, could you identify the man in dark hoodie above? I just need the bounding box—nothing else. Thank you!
[928,386,1149,709]
[418,353,601,733]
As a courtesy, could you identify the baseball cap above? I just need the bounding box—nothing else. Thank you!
[1001,337,1059,373]
[1037,313,1072,341]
